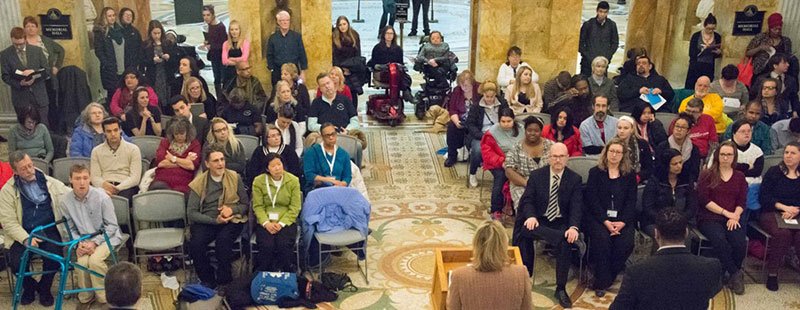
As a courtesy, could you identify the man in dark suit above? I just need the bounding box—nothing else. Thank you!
[611,208,723,310]
[1,27,50,127]
[513,143,584,308]
[169,95,209,146]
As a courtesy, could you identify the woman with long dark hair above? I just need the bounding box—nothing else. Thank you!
[118,8,143,72]
[123,87,162,137]
[142,20,177,107]
[631,102,668,152]
[697,141,748,295]
[685,14,722,88]
[481,108,523,220]
[641,148,697,240]
[542,106,583,156]
[758,142,800,291]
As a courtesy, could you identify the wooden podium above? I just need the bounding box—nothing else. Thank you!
[430,247,523,310]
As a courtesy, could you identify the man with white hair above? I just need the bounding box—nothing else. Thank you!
[264,10,308,85]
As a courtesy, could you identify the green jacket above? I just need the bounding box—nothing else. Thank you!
[0,175,69,249]
[252,172,302,227]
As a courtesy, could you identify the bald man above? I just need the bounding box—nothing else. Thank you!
[223,60,268,112]
[679,76,728,134]
[513,143,584,308]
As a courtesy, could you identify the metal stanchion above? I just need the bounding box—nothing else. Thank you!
[429,0,439,23]
[353,0,365,22]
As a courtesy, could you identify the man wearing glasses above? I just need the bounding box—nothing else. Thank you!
[671,97,718,159]
[222,61,267,113]
[513,143,585,308]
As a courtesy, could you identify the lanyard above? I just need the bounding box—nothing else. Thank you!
[265,176,282,209]
[323,144,337,176]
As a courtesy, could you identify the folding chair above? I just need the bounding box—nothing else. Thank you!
[131,136,163,162]
[690,227,713,256]
[131,190,187,278]
[302,187,370,284]
[236,135,260,161]
[31,157,50,175]
[654,112,678,127]
[52,157,90,185]
[748,222,772,282]
[337,134,363,168]
[161,115,173,129]
[111,195,132,261]
[568,156,596,184]
[514,112,550,125]
[141,158,151,177]
[762,155,783,177]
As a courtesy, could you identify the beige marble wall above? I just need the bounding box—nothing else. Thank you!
[20,0,91,71]
[472,0,511,82]
[471,0,582,83]
[299,0,332,90]
[715,0,781,67]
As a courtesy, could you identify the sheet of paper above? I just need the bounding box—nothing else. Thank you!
[723,97,741,109]
[785,218,799,225]
[640,93,666,111]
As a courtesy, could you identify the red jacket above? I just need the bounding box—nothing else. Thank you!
[480,131,506,170]
[541,125,583,157]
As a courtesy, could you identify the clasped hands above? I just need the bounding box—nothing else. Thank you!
[782,206,800,220]
[604,220,626,236]
[639,87,662,95]
[216,205,234,224]
[77,240,97,257]
[263,222,283,235]
[720,210,741,231]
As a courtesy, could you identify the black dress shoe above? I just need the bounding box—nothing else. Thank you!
[555,289,573,308]
[39,290,54,307]
[595,289,606,297]
[20,289,35,305]
[444,157,456,167]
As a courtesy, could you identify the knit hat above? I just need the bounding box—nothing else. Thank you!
[789,118,800,133]
[768,13,783,29]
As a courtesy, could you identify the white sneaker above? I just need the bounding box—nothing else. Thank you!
[469,174,479,188]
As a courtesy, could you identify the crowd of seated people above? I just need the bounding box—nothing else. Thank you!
[2,1,800,307]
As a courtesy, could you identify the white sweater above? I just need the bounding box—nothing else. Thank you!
[497,62,538,88]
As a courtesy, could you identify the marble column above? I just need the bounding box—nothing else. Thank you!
[470,0,582,84]
[299,0,332,90]
[228,0,271,94]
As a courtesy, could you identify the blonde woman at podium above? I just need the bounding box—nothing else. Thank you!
[447,221,532,310]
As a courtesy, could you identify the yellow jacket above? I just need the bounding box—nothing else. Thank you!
[678,93,731,134]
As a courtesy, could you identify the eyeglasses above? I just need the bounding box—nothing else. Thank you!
[322,132,337,138]
[763,86,777,90]
[608,149,624,154]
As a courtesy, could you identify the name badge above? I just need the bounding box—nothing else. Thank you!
[607,210,618,218]
[268,212,279,221]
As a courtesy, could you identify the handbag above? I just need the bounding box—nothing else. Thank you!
[320,272,357,292]
[250,272,299,305]
[147,255,183,272]
[737,57,754,87]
